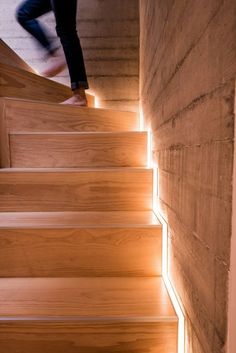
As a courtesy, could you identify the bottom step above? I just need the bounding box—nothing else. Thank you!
[0,277,178,353]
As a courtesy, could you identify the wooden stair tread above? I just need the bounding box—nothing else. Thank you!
[0,211,161,228]
[1,97,138,132]
[0,277,177,321]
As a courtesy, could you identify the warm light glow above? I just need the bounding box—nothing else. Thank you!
[155,206,185,353]
[141,109,185,353]
[147,130,152,168]
[139,106,144,131]
[153,166,158,208]
[94,96,100,108]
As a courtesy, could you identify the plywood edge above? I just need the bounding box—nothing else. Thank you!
[9,131,147,136]
[0,99,10,168]
[0,316,178,323]
[0,167,153,173]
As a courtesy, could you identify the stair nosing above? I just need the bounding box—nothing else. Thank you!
[0,225,161,230]
[0,167,153,172]
[0,316,178,323]
[10,131,146,136]
[0,211,161,229]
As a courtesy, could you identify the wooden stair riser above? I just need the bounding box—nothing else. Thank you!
[2,98,139,133]
[9,132,147,168]
[0,169,152,211]
[0,321,178,353]
[0,227,162,277]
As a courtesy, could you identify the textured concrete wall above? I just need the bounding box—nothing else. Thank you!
[140,1,236,353]
[1,0,139,112]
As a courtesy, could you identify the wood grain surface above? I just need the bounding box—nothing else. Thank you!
[0,168,153,211]
[3,97,138,132]
[0,277,176,318]
[0,277,177,352]
[0,39,35,74]
[0,63,94,106]
[0,226,162,277]
[0,98,10,168]
[0,321,177,353]
[0,52,177,353]
[10,132,147,168]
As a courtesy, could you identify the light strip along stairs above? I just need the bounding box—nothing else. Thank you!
[0,70,178,352]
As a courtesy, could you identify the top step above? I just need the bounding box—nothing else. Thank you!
[0,63,94,106]
[1,97,139,132]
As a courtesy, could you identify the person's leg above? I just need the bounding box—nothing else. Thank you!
[16,0,55,55]
[51,0,89,105]
[16,0,67,77]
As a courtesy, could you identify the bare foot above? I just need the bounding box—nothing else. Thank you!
[41,52,67,78]
[61,88,88,106]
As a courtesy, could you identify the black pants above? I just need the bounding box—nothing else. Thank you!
[16,0,89,90]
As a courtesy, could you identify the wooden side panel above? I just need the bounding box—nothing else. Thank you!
[10,132,147,168]
[0,64,94,107]
[0,39,34,74]
[0,169,153,211]
[4,98,139,132]
[0,227,162,277]
[0,321,177,353]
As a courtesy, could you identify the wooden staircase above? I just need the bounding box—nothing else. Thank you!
[0,44,178,353]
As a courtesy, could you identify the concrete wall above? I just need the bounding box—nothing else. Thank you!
[0,0,139,112]
[140,1,236,353]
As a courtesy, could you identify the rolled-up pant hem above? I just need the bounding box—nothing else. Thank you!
[71,81,89,90]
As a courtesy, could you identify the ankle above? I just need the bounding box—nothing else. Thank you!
[73,88,86,98]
